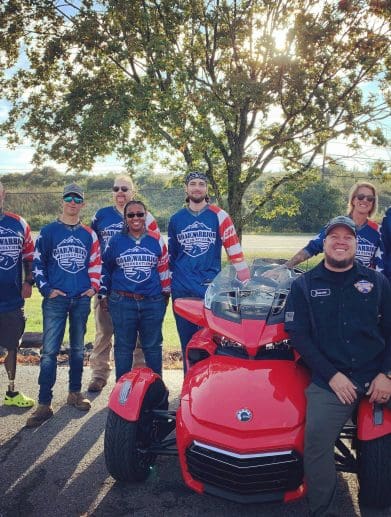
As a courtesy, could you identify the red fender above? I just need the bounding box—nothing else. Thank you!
[357,398,391,441]
[107,367,161,421]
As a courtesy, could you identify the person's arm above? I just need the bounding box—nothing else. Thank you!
[157,236,171,294]
[285,229,325,269]
[215,208,250,281]
[21,218,35,298]
[33,230,53,298]
[145,211,160,235]
[285,248,312,269]
[376,212,391,277]
[83,228,101,296]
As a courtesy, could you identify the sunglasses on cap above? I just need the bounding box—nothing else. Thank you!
[355,193,375,202]
[63,195,83,204]
[113,186,129,192]
[126,212,145,219]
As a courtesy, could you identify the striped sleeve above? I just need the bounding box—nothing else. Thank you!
[209,205,250,281]
[145,211,160,236]
[148,231,170,293]
[82,225,102,292]
[7,212,34,261]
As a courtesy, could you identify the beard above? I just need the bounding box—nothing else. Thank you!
[186,193,207,204]
[324,254,355,270]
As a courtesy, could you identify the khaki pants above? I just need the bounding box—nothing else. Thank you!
[89,295,145,382]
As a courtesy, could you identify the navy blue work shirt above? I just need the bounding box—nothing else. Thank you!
[285,261,391,391]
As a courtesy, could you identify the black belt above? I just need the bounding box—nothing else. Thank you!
[114,290,144,300]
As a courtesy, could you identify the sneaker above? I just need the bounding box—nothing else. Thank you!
[25,404,53,428]
[87,378,107,393]
[67,392,91,411]
[4,392,35,408]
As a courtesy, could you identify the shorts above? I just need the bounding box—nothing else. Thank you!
[0,308,26,350]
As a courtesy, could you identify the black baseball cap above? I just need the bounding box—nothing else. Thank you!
[325,216,356,236]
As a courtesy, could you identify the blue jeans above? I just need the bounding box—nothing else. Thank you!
[38,296,91,404]
[172,291,203,374]
[109,292,166,380]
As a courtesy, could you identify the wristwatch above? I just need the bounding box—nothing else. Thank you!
[24,278,35,286]
[97,294,106,300]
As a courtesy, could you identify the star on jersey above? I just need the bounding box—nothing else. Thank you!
[33,266,43,278]
[116,246,158,283]
[177,221,216,257]
[0,226,23,271]
[53,236,88,274]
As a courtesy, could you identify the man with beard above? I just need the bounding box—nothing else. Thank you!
[285,215,391,517]
[168,171,249,373]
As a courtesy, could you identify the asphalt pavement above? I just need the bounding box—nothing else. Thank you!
[1,365,390,517]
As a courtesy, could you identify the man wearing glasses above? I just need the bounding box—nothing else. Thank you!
[26,184,101,427]
[88,175,159,392]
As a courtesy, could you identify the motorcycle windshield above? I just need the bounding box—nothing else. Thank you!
[204,261,301,324]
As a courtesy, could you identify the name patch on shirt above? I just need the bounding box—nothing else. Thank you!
[311,289,331,297]
[354,280,374,294]
[285,311,294,322]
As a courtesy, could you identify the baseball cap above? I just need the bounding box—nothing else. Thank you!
[63,183,84,200]
[185,171,208,184]
[325,216,356,236]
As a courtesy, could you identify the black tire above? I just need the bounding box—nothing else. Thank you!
[357,433,391,509]
[104,378,168,482]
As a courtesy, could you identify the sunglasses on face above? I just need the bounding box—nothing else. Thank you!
[126,212,145,219]
[113,186,129,192]
[63,195,83,204]
[355,193,375,202]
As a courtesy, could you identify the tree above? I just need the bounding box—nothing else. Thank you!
[0,0,390,237]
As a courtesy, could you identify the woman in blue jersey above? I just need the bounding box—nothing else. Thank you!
[284,181,381,270]
[99,200,170,380]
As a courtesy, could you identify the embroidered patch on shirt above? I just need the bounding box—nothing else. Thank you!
[354,280,374,294]
[285,311,294,322]
[311,289,331,297]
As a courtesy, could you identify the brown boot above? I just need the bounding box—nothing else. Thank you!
[67,392,91,411]
[26,404,53,428]
[87,378,107,393]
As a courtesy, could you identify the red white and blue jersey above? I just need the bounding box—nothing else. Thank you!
[168,205,249,298]
[100,230,170,296]
[91,206,159,252]
[33,220,101,298]
[375,207,391,279]
[305,219,381,269]
[0,211,34,312]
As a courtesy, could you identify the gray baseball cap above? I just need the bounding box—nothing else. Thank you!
[325,216,356,236]
[63,183,84,200]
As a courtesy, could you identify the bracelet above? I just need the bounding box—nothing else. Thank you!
[24,279,35,286]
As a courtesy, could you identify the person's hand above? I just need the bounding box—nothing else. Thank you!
[49,289,66,299]
[366,373,391,404]
[81,288,96,297]
[329,372,358,404]
[21,282,32,299]
[236,267,251,283]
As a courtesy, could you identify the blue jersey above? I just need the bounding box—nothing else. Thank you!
[33,220,101,298]
[91,206,159,252]
[305,219,381,269]
[100,231,170,296]
[168,205,248,298]
[0,212,34,312]
[375,208,391,279]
